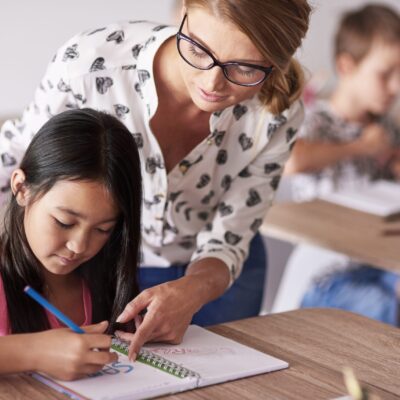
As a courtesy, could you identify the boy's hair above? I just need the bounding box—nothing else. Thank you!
[335,4,400,63]
[1,108,142,334]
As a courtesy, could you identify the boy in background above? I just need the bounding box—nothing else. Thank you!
[285,4,400,325]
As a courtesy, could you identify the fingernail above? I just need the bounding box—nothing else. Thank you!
[116,312,125,323]
[130,352,137,362]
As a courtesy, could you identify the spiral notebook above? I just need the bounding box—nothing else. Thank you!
[31,325,288,400]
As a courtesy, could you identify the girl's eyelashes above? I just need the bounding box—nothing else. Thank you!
[96,227,113,235]
[54,217,73,229]
[53,216,115,233]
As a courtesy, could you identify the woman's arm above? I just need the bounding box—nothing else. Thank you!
[0,321,117,381]
[115,258,230,359]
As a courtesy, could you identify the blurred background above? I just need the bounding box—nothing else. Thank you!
[0,0,399,313]
[0,0,399,117]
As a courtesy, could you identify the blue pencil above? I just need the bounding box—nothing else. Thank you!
[24,285,85,334]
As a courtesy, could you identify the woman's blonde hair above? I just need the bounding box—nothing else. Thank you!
[183,0,311,114]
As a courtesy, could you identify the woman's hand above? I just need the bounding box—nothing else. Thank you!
[115,275,204,359]
[33,321,117,380]
[116,259,230,360]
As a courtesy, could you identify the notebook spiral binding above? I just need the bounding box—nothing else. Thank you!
[111,337,201,381]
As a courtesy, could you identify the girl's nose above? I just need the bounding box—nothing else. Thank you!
[66,231,89,255]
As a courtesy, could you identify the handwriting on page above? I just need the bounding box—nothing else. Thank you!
[147,347,235,356]
[89,361,134,378]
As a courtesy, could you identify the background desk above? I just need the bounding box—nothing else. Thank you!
[261,199,400,273]
[0,308,399,400]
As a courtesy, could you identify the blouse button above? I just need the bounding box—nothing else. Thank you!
[206,138,214,145]
[179,164,188,174]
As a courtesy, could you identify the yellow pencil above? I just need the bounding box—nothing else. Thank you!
[342,367,368,400]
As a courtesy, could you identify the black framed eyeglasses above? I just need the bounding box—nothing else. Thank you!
[176,14,273,87]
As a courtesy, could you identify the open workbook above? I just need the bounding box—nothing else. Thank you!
[318,180,400,220]
[31,325,288,400]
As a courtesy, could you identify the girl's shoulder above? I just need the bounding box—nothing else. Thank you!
[0,275,10,336]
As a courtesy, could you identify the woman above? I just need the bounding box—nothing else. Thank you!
[0,0,311,358]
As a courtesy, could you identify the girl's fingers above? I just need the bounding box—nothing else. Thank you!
[86,349,118,366]
[84,334,113,351]
[82,321,109,334]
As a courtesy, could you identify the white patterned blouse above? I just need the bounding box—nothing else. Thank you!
[0,20,303,283]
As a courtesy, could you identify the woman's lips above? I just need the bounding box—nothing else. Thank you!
[198,88,227,102]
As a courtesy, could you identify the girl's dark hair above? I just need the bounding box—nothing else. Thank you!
[0,108,142,334]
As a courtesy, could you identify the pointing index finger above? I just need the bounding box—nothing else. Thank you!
[128,315,154,360]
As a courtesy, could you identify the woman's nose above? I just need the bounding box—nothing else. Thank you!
[202,66,226,92]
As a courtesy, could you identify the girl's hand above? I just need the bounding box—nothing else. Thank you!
[33,321,117,381]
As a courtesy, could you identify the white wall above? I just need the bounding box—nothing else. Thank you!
[299,0,400,74]
[0,0,176,116]
[1,0,399,116]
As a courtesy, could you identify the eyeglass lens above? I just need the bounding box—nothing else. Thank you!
[177,37,267,86]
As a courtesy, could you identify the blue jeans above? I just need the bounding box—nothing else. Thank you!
[138,233,267,326]
[301,265,400,326]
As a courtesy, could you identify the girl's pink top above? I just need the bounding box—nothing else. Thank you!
[0,276,92,335]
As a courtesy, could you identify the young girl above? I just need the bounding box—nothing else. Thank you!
[0,0,311,359]
[0,108,142,380]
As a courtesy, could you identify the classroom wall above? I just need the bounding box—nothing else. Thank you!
[1,0,400,116]
[299,0,400,95]
[0,0,177,117]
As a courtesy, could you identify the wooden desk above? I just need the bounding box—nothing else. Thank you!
[0,308,399,400]
[261,199,400,273]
